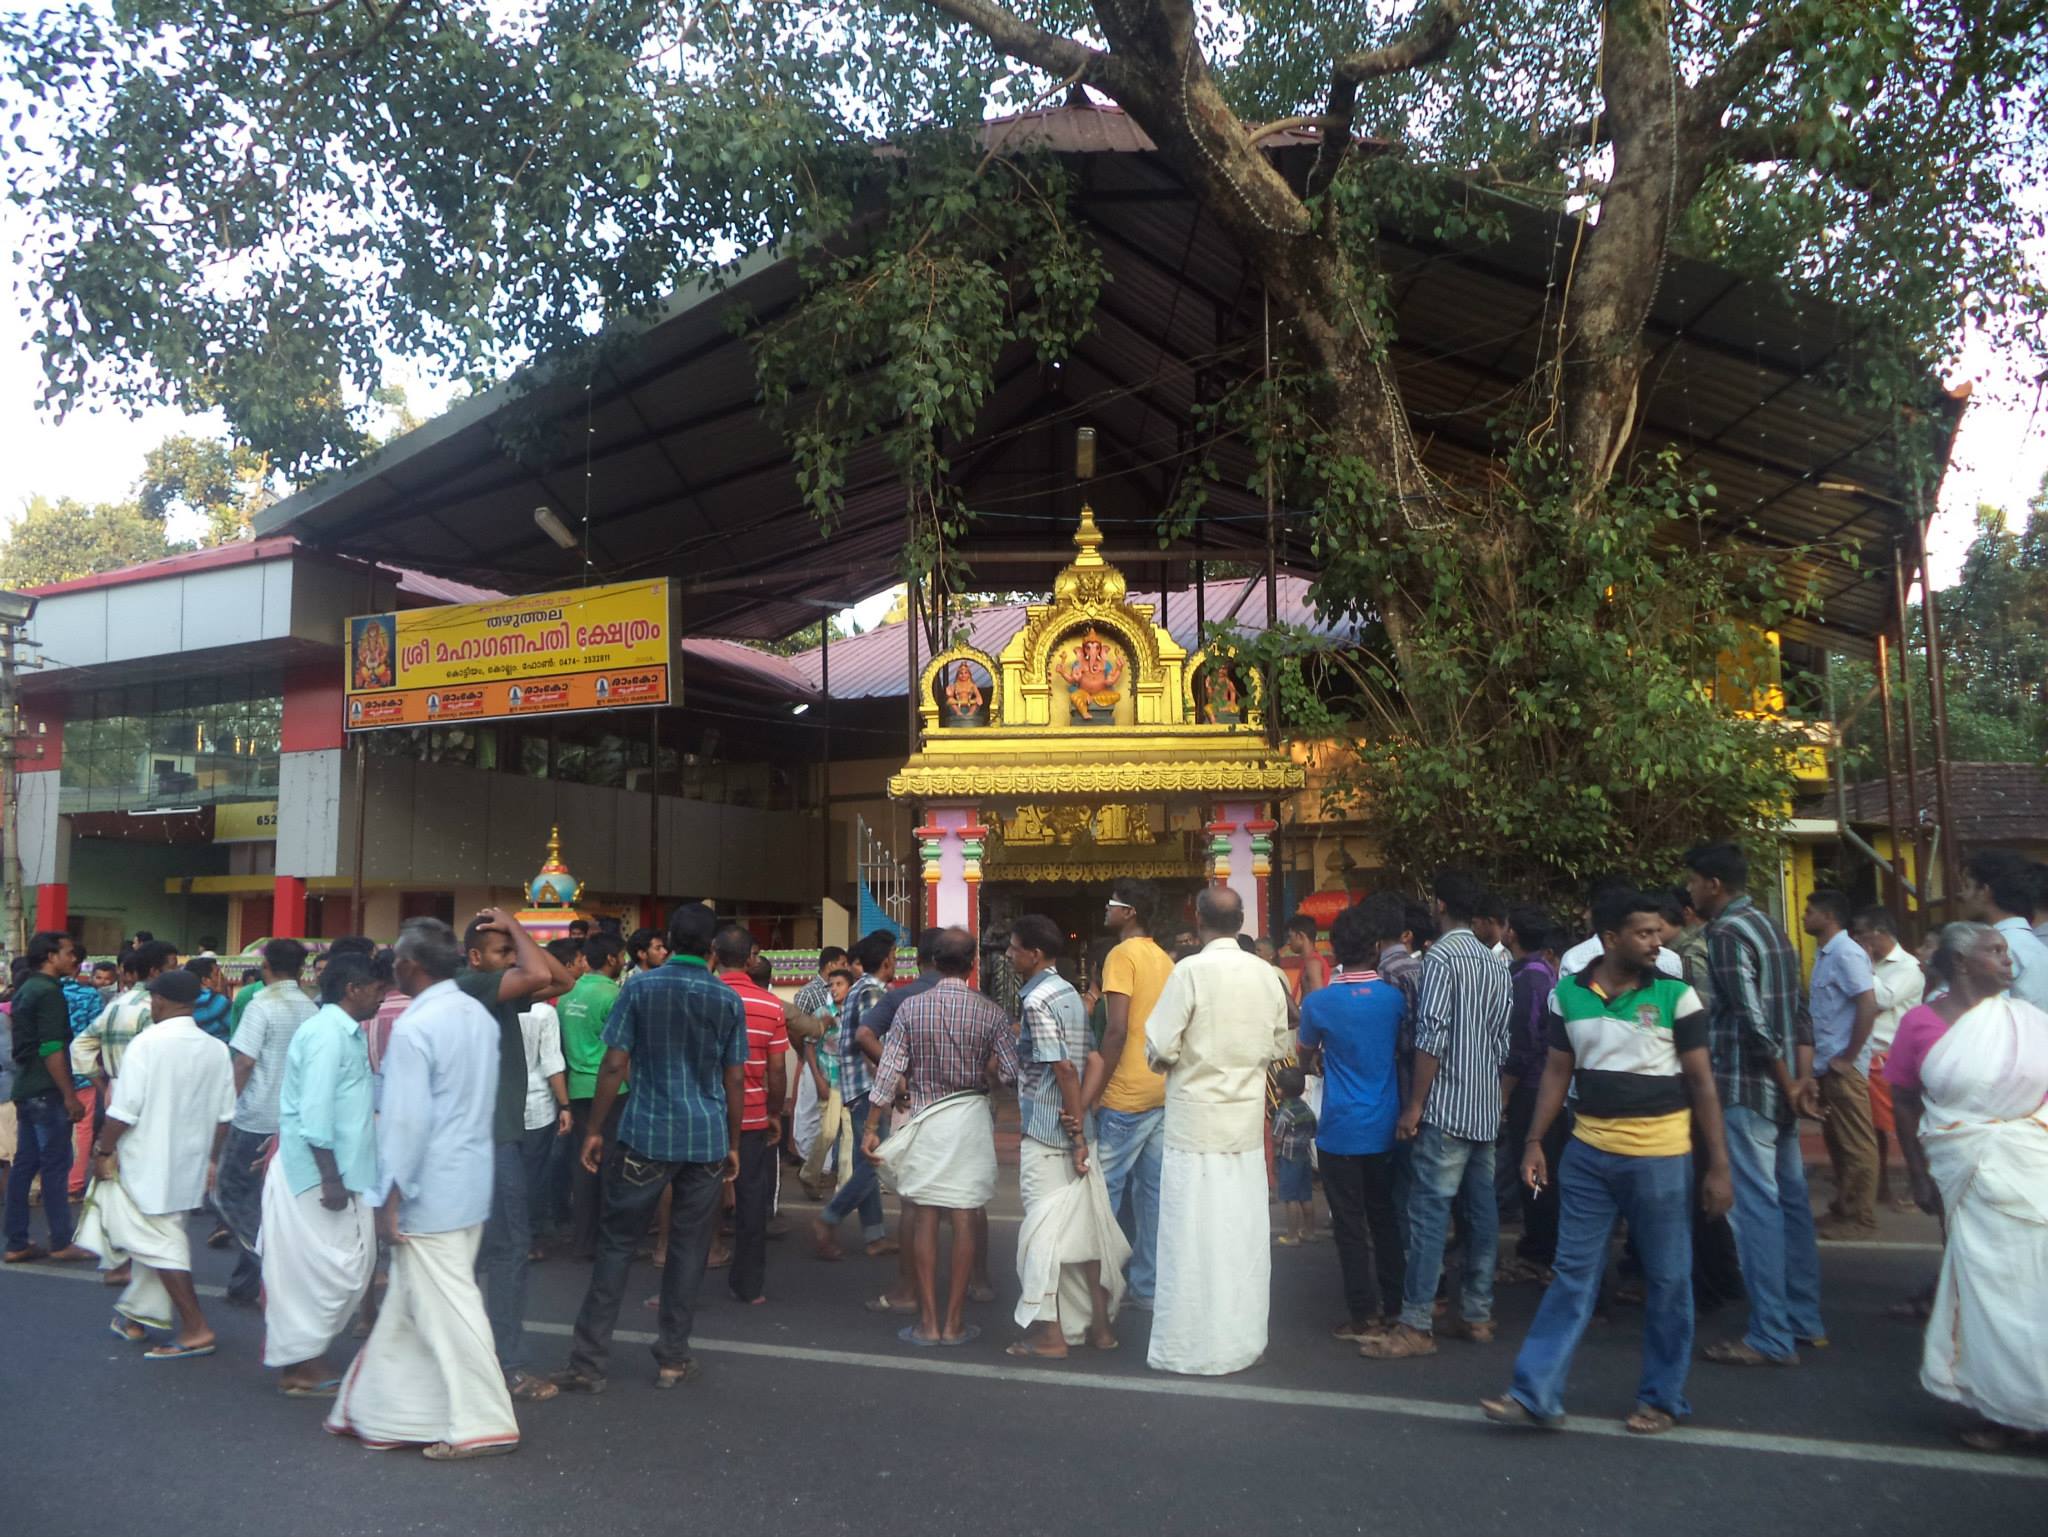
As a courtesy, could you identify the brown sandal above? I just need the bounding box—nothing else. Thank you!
[1481,1395,1565,1429]
[1702,1339,1799,1367]
[1359,1324,1437,1360]
[1626,1402,1678,1435]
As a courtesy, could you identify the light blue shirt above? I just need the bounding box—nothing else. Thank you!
[278,1003,378,1197]
[1808,928,1875,1072]
[1993,916,2048,1013]
[374,978,498,1235]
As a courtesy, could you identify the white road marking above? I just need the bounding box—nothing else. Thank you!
[15,1263,2022,1479]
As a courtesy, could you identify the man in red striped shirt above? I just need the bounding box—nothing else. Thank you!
[715,924,788,1304]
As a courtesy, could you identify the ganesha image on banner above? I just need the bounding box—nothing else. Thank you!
[350,615,397,690]
[1056,628,1126,724]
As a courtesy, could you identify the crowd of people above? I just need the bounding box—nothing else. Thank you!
[2,842,2044,1459]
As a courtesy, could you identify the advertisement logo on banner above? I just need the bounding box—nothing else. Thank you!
[343,579,678,731]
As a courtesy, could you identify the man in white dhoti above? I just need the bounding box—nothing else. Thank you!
[1144,886,1292,1376]
[260,951,391,1396]
[1907,922,2048,1453]
[864,928,1018,1348]
[326,918,519,1460]
[85,968,237,1360]
[1004,913,1127,1360]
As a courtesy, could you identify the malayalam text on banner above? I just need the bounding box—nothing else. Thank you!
[343,579,677,731]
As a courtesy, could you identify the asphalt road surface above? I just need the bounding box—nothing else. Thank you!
[4,1186,2040,1536]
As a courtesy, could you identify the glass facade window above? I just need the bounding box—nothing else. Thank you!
[59,672,283,814]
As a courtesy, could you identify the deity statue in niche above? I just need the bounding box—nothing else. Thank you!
[938,658,992,727]
[1197,660,1244,725]
[1056,628,1126,724]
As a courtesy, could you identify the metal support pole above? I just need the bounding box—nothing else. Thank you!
[1915,516,1963,912]
[1874,630,1907,929]
[1890,542,1926,909]
[349,735,368,937]
[647,708,661,915]
[0,621,22,955]
[907,575,921,757]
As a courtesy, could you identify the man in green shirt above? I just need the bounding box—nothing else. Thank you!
[556,933,625,1259]
[6,931,95,1263]
[460,906,575,1402]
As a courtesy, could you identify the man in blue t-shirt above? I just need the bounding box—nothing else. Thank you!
[1298,903,1409,1339]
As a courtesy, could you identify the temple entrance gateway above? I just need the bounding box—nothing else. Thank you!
[888,506,1304,942]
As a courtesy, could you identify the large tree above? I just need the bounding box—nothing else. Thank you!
[7,1,2044,888]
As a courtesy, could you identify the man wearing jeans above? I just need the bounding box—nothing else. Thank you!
[554,903,748,1393]
[1362,871,1512,1362]
[1802,889,1879,1239]
[810,931,900,1260]
[5,931,93,1264]
[1482,889,1733,1433]
[1081,879,1174,1307]
[1684,841,1825,1367]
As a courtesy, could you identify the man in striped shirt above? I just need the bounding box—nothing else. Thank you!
[715,924,788,1305]
[810,931,898,1260]
[1684,841,1824,1367]
[1362,870,1512,1362]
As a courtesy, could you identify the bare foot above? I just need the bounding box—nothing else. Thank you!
[1087,1327,1120,1352]
[864,1237,900,1258]
[810,1219,845,1262]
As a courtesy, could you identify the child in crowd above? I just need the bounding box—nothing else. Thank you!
[1272,1066,1318,1245]
[798,967,854,1197]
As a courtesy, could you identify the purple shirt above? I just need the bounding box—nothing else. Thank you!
[1506,955,1558,1085]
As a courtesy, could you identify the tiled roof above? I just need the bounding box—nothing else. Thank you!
[1824,762,2048,846]
[780,574,1354,699]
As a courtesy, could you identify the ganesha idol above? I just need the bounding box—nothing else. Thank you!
[1058,628,1125,724]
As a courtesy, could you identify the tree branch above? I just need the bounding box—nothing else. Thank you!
[1689,0,1825,124]
[914,0,1116,89]
[1311,1,1474,197]
[1331,0,1475,86]
[1717,119,1892,197]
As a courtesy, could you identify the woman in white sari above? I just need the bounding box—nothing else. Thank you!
[1909,922,2048,1454]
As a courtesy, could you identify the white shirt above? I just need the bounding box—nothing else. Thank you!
[376,978,499,1235]
[1145,937,1293,1154]
[229,980,320,1134]
[1861,941,1926,1071]
[1559,934,1684,980]
[105,1016,237,1216]
[519,1002,568,1132]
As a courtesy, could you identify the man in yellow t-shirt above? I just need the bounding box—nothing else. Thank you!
[1081,879,1176,1306]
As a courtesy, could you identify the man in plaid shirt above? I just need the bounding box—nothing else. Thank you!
[70,941,179,1085]
[861,928,1016,1346]
[1684,841,1824,1368]
[811,931,899,1260]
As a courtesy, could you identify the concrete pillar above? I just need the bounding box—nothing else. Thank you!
[1205,799,1269,939]
[916,802,986,942]
[276,662,345,928]
[17,702,67,932]
[273,874,308,941]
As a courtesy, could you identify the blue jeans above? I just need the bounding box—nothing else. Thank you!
[569,1148,724,1380]
[5,1090,76,1252]
[1509,1141,1695,1420]
[479,1130,551,1372]
[1095,1106,1164,1300]
[1723,1106,1824,1359]
[1399,1122,1497,1332]
[820,1096,886,1242]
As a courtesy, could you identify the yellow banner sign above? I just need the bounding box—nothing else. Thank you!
[214,800,280,842]
[344,580,677,731]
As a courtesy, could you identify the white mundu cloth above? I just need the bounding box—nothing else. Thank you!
[1144,936,1292,1375]
[1014,1136,1130,1342]
[873,1092,997,1211]
[325,1224,518,1451]
[103,1017,236,1215]
[1916,995,2048,1432]
[257,1157,376,1368]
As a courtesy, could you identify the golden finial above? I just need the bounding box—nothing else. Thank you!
[1072,502,1105,565]
[540,825,567,873]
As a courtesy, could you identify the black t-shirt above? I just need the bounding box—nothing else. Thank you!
[457,967,530,1145]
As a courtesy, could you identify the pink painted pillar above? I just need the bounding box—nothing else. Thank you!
[1207,799,1268,939]
[916,803,986,975]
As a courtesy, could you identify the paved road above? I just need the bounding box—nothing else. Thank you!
[3,1190,2039,1536]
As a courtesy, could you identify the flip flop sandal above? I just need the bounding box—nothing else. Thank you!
[108,1317,147,1343]
[1089,1336,1120,1352]
[652,1361,701,1390]
[144,1341,217,1361]
[549,1371,608,1394]
[281,1378,344,1399]
[1626,1403,1679,1435]
[3,1245,48,1264]
[897,1325,942,1348]
[507,1373,559,1402]
[422,1440,517,1461]
[967,1284,998,1304]
[1703,1339,1799,1367]
[864,1294,917,1314]
[1480,1396,1566,1429]
[1005,1340,1069,1360]
[935,1324,982,1348]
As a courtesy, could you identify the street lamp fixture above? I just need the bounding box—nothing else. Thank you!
[0,590,38,625]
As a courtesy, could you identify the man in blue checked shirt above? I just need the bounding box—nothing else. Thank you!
[553,904,747,1394]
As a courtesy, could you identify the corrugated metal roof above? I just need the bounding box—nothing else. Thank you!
[783,574,1345,699]
[1824,763,2048,846]
[250,99,1958,654]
